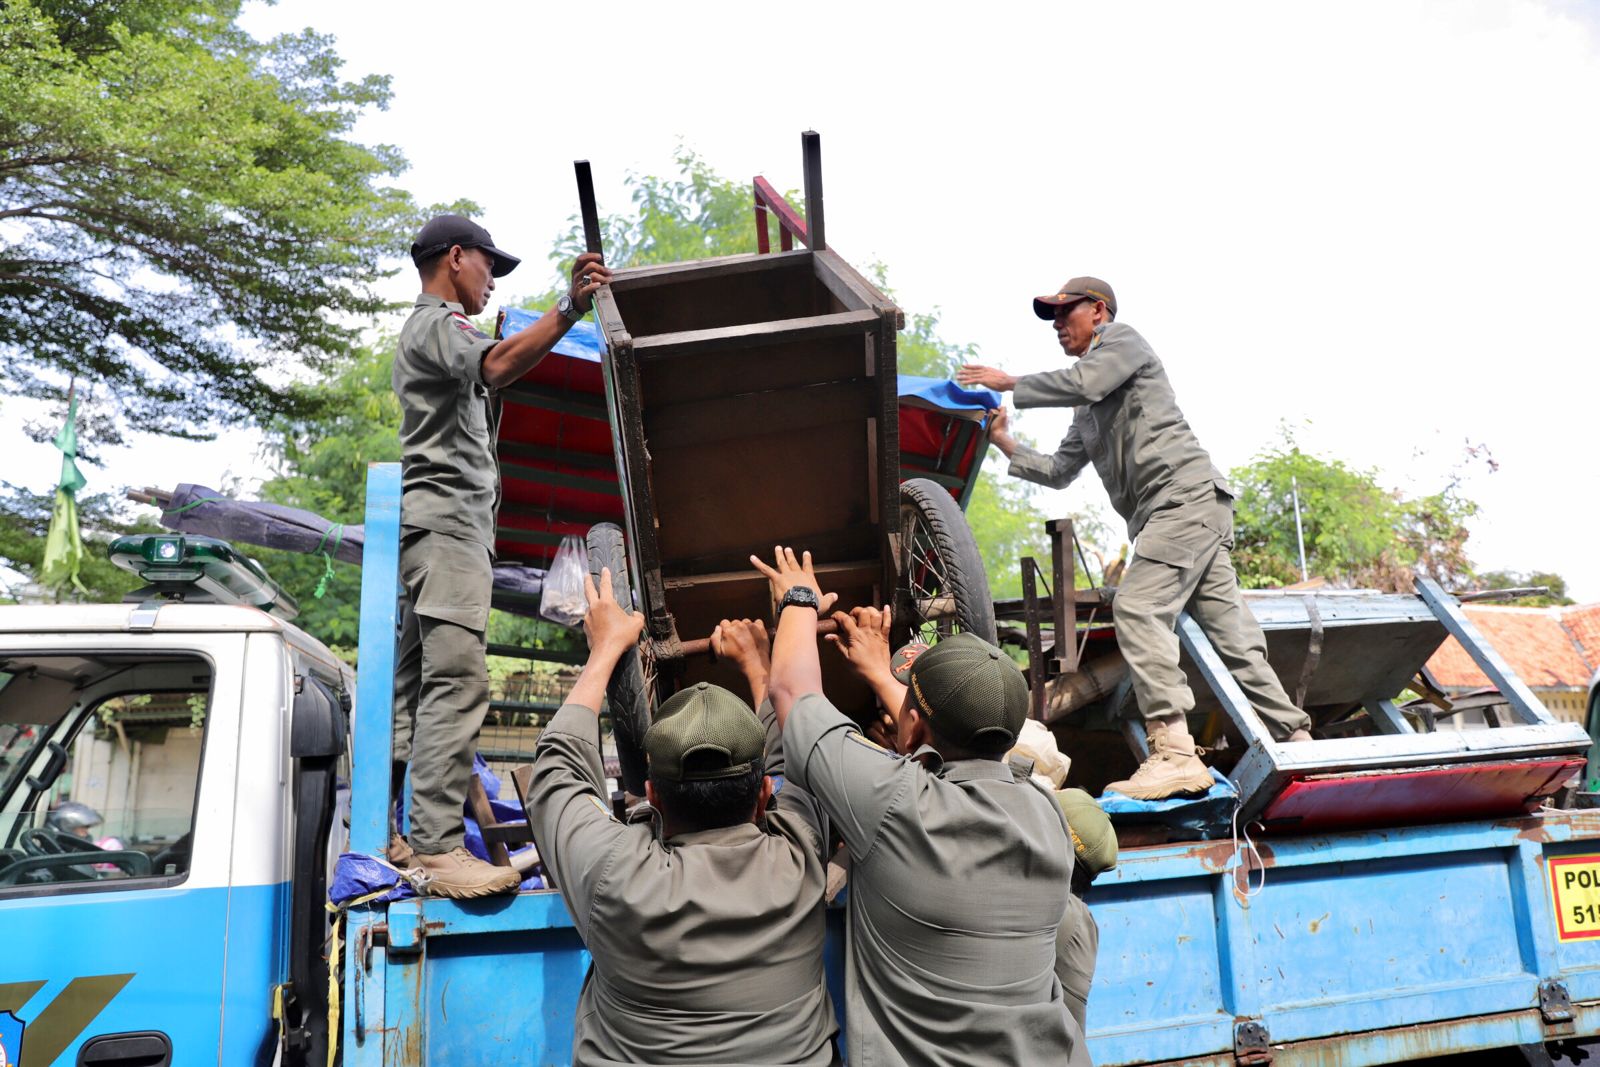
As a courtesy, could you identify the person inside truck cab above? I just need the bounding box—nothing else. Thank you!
[525,574,841,1067]
[958,277,1314,800]
[757,547,1091,1067]
[389,214,611,898]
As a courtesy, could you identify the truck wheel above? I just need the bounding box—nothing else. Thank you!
[586,523,651,797]
[897,478,998,645]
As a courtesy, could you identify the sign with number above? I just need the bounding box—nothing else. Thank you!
[1549,854,1600,942]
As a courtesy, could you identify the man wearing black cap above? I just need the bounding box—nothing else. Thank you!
[956,279,1313,801]
[389,214,610,897]
[755,547,1090,1067]
[525,575,839,1066]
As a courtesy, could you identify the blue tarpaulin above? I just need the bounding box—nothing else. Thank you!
[500,307,1002,410]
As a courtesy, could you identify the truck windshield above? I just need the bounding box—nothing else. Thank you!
[0,651,212,894]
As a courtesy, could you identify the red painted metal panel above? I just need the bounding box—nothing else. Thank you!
[1259,757,1584,833]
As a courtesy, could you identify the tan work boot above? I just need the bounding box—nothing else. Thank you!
[1104,727,1214,801]
[386,834,415,868]
[412,847,521,898]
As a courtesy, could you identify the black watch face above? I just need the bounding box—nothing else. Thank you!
[785,587,818,608]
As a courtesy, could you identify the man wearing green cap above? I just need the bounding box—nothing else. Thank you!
[524,571,839,1067]
[390,214,610,897]
[756,547,1090,1067]
[957,278,1313,801]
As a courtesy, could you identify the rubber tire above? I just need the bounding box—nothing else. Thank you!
[898,478,998,644]
[586,523,651,797]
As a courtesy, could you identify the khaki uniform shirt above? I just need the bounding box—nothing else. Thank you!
[784,693,1090,1067]
[1008,320,1230,540]
[1057,893,1099,1036]
[393,294,503,554]
[526,701,839,1067]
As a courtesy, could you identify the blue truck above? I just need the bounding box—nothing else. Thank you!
[2,460,1597,1066]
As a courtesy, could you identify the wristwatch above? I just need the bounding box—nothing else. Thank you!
[778,586,821,613]
[556,293,585,323]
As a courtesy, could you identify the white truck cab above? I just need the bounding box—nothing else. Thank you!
[0,571,351,1066]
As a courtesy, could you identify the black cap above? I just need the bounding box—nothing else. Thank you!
[410,214,521,278]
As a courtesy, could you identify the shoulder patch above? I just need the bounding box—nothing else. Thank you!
[589,794,620,822]
[847,732,899,759]
[450,312,490,339]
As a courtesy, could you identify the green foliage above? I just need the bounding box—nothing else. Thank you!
[1230,426,1480,592]
[0,483,157,603]
[0,0,451,454]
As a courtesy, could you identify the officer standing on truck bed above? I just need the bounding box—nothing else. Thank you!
[957,278,1313,800]
[389,214,610,897]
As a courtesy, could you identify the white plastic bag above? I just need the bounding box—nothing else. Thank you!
[539,534,591,629]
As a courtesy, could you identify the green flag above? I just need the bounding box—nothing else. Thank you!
[40,395,88,593]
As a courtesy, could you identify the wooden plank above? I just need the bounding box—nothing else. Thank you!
[1022,557,1046,721]
[609,250,810,292]
[873,310,901,559]
[467,776,513,867]
[664,559,878,592]
[814,249,891,314]
[608,338,673,641]
[645,379,875,450]
[575,160,602,255]
[631,309,879,360]
[1364,698,1417,735]
[802,130,825,251]
[1414,576,1556,726]
[592,285,632,350]
[1049,518,1078,675]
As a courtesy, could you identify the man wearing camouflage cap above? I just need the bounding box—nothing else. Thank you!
[525,571,839,1067]
[756,548,1090,1067]
[958,278,1313,800]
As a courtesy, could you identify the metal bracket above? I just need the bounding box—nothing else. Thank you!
[1234,1019,1273,1064]
[1539,979,1575,1034]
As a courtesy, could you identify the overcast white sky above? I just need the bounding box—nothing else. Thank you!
[6,0,1598,599]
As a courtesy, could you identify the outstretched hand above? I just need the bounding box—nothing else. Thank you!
[582,567,644,657]
[749,546,838,615]
[957,364,1018,392]
[826,605,894,683]
[712,618,770,677]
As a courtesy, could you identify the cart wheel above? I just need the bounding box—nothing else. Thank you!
[898,478,998,645]
[586,523,650,798]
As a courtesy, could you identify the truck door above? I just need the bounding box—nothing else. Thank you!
[0,633,247,1067]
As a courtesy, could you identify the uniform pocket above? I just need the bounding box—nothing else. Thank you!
[1133,532,1197,568]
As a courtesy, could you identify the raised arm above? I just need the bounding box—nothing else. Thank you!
[827,605,907,738]
[752,548,837,733]
[480,253,614,389]
[1012,322,1150,408]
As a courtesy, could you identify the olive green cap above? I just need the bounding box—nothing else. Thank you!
[1033,276,1117,320]
[1056,787,1117,876]
[644,683,766,782]
[891,632,1028,749]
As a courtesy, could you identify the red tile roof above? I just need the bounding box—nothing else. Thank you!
[1427,603,1600,690]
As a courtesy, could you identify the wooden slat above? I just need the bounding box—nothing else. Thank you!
[631,309,879,361]
[609,250,810,292]
[467,776,513,867]
[645,379,875,450]
[664,559,878,592]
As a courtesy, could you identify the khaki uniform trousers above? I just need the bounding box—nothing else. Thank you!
[1114,483,1311,740]
[393,526,493,855]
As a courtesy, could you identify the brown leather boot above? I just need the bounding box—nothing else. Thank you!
[412,847,521,898]
[1104,728,1214,800]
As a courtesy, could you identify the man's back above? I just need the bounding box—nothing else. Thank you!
[785,692,1089,1067]
[527,701,838,1067]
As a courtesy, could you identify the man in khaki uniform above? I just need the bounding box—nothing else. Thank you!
[525,576,839,1067]
[757,548,1091,1067]
[391,214,609,896]
[958,277,1312,800]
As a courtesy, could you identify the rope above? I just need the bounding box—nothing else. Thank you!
[160,495,228,516]
[1230,800,1268,902]
[311,524,344,599]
